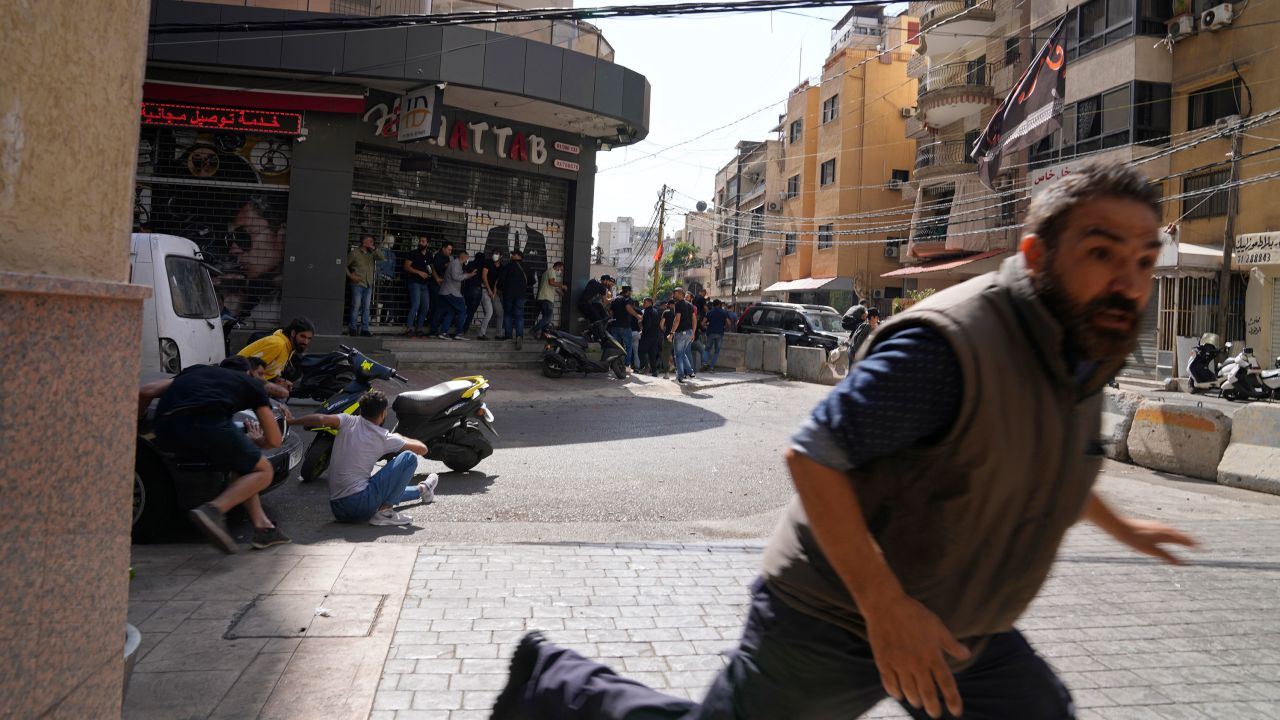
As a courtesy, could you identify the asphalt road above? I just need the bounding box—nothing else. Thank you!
[253,372,829,545]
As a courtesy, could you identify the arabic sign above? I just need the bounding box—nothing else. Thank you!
[1235,232,1280,266]
[397,86,444,143]
[140,102,302,135]
[1029,160,1084,197]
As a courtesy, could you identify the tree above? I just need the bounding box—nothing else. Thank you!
[646,274,680,301]
[661,241,698,272]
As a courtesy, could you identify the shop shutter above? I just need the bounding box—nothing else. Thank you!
[1270,281,1280,362]
[134,127,292,331]
[346,147,569,332]
[1126,296,1159,373]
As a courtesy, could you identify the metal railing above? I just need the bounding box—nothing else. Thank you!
[179,0,615,61]
[917,61,995,98]
[915,140,977,170]
[912,0,989,30]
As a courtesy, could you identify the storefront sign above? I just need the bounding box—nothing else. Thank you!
[141,102,301,135]
[397,86,444,143]
[363,95,580,173]
[1029,160,1083,196]
[1235,232,1280,266]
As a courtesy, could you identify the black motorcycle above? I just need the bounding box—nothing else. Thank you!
[540,321,628,380]
[284,351,356,402]
[299,345,496,481]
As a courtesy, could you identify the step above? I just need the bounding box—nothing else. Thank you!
[399,361,543,370]
[383,341,543,354]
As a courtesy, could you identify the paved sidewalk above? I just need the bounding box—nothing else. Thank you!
[374,521,1280,720]
[126,518,1280,719]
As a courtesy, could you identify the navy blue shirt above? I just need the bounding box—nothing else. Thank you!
[791,326,962,471]
[705,307,731,334]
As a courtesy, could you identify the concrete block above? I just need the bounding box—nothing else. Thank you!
[744,336,764,371]
[786,347,824,383]
[1126,401,1231,481]
[760,335,786,374]
[715,334,747,371]
[1100,388,1144,463]
[1217,403,1280,495]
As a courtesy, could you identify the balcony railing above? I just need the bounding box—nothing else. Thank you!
[917,61,994,98]
[912,0,989,30]
[915,140,977,171]
[179,0,616,61]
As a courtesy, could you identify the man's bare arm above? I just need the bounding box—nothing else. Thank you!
[1081,491,1197,564]
[288,413,341,429]
[401,438,428,455]
[786,450,968,719]
[138,379,173,418]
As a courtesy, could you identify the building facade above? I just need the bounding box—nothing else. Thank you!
[711,140,784,307]
[140,0,649,335]
[769,8,921,313]
[597,216,659,289]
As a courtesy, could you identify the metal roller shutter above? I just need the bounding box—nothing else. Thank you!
[1125,295,1159,376]
[134,127,292,330]
[347,147,569,332]
[1271,281,1280,362]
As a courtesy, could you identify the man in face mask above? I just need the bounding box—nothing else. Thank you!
[490,162,1197,720]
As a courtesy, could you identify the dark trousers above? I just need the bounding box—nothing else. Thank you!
[532,299,555,336]
[519,578,1074,720]
[427,282,442,334]
[503,295,527,338]
[639,336,662,374]
[463,286,483,333]
[437,295,467,336]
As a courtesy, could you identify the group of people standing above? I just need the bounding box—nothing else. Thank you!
[348,235,565,349]
[578,277,737,384]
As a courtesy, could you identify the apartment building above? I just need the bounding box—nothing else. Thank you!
[710,140,784,306]
[672,210,716,293]
[891,0,1032,296]
[597,217,660,289]
[767,8,920,312]
[1162,0,1280,365]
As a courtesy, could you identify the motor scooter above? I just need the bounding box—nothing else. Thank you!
[1260,356,1280,399]
[539,320,628,380]
[1218,346,1271,401]
[1187,333,1224,394]
[299,346,496,481]
[283,352,357,402]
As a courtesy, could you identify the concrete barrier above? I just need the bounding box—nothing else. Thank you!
[715,333,747,371]
[745,336,764,372]
[787,346,842,385]
[1100,388,1144,463]
[1217,403,1280,495]
[760,335,787,375]
[1126,401,1231,481]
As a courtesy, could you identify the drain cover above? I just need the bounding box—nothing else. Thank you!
[227,593,385,639]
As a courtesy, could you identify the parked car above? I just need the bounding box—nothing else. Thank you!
[131,233,225,374]
[735,301,844,351]
[133,377,305,543]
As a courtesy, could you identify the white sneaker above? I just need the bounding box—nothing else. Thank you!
[369,509,411,526]
[417,473,440,504]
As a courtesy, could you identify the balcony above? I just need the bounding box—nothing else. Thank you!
[907,52,929,80]
[181,0,615,61]
[914,140,976,182]
[904,114,931,140]
[916,61,995,129]
[911,0,995,59]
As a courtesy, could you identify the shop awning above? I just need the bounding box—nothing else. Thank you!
[143,81,366,114]
[1154,242,1222,278]
[763,277,854,293]
[881,250,1008,278]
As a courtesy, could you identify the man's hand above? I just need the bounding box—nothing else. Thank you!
[277,403,294,422]
[1082,493,1198,565]
[1110,518,1198,565]
[244,418,266,446]
[864,594,970,719]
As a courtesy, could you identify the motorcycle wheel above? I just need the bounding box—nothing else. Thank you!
[300,434,334,482]
[609,356,627,380]
[542,355,565,379]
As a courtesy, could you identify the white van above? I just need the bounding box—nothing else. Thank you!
[130,233,226,374]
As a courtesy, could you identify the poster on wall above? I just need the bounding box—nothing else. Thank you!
[134,127,292,329]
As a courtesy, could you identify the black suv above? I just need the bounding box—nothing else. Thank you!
[735,302,845,351]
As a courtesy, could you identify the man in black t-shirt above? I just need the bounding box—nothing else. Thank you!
[659,299,676,378]
[638,297,663,376]
[138,356,288,553]
[462,251,490,337]
[668,287,697,384]
[496,249,532,348]
[578,274,615,334]
[608,285,643,369]
[425,241,453,337]
[692,287,708,320]
[402,236,434,337]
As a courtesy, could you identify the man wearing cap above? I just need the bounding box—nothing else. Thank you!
[848,306,881,367]
[578,274,615,339]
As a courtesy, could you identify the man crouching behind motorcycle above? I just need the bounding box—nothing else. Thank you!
[288,390,439,527]
[238,316,315,398]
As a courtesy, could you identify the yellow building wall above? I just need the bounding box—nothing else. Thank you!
[780,85,820,282]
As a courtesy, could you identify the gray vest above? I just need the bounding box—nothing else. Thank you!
[762,256,1124,641]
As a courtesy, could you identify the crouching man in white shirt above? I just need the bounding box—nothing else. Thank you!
[289,390,438,526]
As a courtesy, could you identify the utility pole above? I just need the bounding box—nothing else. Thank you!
[1215,125,1243,341]
[651,185,668,298]
[731,149,743,309]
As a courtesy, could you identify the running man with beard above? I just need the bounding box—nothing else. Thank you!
[489,162,1197,720]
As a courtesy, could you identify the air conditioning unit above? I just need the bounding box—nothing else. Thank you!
[888,179,904,190]
[871,289,884,299]
[766,201,781,211]
[900,107,915,118]
[1215,114,1242,132]
[1168,14,1195,39]
[884,244,899,258]
[1202,3,1233,30]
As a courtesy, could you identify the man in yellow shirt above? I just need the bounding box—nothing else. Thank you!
[238,317,314,397]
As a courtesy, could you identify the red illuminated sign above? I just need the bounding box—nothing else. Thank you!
[140,102,302,135]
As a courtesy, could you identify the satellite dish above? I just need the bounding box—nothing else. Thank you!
[695,201,708,212]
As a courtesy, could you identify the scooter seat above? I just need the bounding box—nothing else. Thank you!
[552,330,592,346]
[394,379,474,417]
